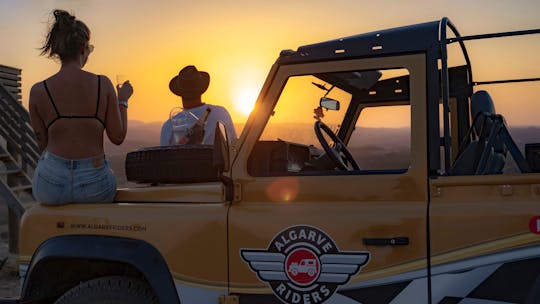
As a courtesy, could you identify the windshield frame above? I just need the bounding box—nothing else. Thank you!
[234,53,428,177]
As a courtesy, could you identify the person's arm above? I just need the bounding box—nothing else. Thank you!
[220,108,237,141]
[104,77,133,145]
[28,83,48,153]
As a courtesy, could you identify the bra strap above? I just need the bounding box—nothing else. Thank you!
[43,80,60,116]
[95,75,101,117]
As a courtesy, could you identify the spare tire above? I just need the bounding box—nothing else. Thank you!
[125,145,219,184]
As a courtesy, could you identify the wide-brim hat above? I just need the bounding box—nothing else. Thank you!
[169,65,210,96]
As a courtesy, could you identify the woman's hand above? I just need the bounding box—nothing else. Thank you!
[117,81,133,101]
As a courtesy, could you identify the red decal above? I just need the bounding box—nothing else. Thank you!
[286,248,320,286]
[529,216,540,234]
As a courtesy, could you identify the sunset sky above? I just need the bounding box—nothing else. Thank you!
[1,0,540,127]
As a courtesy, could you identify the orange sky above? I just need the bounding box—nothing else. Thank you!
[1,0,540,127]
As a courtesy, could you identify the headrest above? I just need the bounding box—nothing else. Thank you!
[471,90,496,137]
[471,90,496,119]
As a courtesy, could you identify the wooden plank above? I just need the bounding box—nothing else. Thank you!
[0,182,25,217]
[0,79,20,88]
[0,71,21,82]
[0,113,38,157]
[22,142,40,163]
[0,88,23,107]
[1,81,20,87]
[0,125,38,171]
[0,120,21,149]
[0,104,35,142]
[8,93,21,103]
[0,84,39,169]
[1,92,22,99]
[0,65,21,75]
[0,112,39,166]
[0,169,22,176]
[2,88,22,102]
[11,185,32,192]
[5,87,21,94]
[22,132,39,150]
[0,101,19,127]
[0,95,29,120]
[22,152,38,169]
[6,92,21,103]
[11,94,22,102]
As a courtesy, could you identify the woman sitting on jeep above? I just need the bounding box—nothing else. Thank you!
[29,9,133,205]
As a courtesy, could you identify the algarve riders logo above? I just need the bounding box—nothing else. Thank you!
[241,225,370,304]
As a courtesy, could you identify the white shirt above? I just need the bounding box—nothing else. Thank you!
[160,104,237,146]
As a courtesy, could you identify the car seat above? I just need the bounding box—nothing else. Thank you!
[450,90,530,175]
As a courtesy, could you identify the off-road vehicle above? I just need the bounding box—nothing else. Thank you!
[3,17,540,304]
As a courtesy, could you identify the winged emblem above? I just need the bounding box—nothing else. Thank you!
[241,249,369,284]
[239,226,371,304]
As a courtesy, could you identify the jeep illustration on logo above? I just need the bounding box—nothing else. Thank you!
[288,257,317,278]
[241,225,370,304]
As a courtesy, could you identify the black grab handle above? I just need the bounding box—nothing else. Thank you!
[363,237,409,246]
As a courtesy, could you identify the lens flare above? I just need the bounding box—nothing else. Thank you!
[266,177,299,202]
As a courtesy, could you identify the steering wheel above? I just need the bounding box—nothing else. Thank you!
[314,121,360,170]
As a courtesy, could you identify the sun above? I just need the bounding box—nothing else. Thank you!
[233,85,259,116]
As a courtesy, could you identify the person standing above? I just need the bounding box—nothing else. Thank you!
[160,65,237,146]
[29,9,133,204]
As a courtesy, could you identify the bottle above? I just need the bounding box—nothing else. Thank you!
[188,107,212,144]
[197,107,212,128]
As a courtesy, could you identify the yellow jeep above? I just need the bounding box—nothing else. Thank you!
[8,18,540,304]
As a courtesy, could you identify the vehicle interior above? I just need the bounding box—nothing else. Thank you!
[248,67,413,177]
[247,64,540,177]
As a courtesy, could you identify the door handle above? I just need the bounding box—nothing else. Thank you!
[363,237,409,246]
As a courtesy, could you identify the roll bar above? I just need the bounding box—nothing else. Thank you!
[439,18,540,171]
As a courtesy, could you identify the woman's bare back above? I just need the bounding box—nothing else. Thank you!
[30,68,118,159]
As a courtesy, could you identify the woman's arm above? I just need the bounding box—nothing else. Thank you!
[104,76,133,145]
[28,83,48,153]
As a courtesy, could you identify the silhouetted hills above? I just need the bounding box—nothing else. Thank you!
[106,121,540,186]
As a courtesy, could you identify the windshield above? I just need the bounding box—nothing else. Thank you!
[260,68,409,148]
[259,74,352,149]
[250,67,412,176]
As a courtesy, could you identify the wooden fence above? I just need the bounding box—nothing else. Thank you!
[0,64,37,253]
[0,64,22,104]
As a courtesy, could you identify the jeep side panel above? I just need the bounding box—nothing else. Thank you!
[19,184,229,303]
[429,169,540,303]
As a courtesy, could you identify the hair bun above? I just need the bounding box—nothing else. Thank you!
[41,9,90,62]
[53,9,76,28]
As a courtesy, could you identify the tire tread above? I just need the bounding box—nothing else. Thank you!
[54,276,158,304]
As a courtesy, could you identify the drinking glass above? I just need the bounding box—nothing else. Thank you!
[170,107,198,145]
[116,74,128,88]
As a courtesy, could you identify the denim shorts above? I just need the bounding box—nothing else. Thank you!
[32,151,117,205]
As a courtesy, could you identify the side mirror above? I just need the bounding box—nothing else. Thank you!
[320,97,340,111]
[213,121,230,173]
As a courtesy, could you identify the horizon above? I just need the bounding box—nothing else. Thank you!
[128,119,540,128]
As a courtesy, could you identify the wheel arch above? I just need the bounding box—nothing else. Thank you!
[20,235,180,304]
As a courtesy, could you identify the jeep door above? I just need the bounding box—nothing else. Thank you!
[228,54,430,303]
